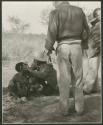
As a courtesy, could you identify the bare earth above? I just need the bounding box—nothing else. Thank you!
[2,58,102,124]
[3,91,102,124]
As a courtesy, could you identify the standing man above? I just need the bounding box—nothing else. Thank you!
[83,8,101,94]
[45,1,90,116]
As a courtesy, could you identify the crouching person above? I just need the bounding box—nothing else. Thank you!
[29,51,59,96]
[8,62,31,101]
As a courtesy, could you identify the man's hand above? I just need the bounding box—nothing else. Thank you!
[43,49,52,63]
[44,48,52,56]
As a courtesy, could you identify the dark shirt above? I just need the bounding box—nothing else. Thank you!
[87,21,100,58]
[45,2,90,51]
[30,63,58,90]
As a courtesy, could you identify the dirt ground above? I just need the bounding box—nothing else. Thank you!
[3,91,102,124]
[2,58,102,124]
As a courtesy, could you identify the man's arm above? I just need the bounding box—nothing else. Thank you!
[81,11,90,49]
[82,11,90,39]
[45,10,58,52]
[29,65,50,79]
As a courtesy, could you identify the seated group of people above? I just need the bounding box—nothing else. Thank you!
[8,51,59,101]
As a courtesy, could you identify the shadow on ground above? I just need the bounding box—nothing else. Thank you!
[3,91,102,124]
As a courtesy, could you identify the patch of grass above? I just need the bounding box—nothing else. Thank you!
[2,33,46,61]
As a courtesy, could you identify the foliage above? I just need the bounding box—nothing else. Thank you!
[8,16,30,33]
[40,7,53,25]
[2,33,46,63]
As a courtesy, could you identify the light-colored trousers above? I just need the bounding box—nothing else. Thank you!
[56,43,84,114]
[83,55,100,93]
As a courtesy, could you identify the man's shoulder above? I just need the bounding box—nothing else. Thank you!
[71,5,83,12]
[59,4,83,14]
[14,72,21,77]
[50,9,58,16]
[13,72,23,80]
[8,73,19,85]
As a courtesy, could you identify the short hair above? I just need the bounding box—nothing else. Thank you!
[15,62,24,72]
[93,8,101,18]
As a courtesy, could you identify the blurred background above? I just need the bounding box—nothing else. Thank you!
[2,1,101,87]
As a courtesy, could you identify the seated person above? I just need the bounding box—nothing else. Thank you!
[29,51,59,96]
[8,62,32,100]
[29,51,75,97]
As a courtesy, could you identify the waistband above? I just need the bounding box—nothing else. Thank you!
[55,39,81,55]
[58,39,81,46]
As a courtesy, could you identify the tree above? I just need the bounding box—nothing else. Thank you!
[8,16,30,34]
[40,7,53,25]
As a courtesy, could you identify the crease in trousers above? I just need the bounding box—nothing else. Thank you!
[56,41,84,114]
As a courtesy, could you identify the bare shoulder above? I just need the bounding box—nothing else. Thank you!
[11,73,22,82]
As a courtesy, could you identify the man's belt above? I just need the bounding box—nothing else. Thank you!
[55,39,81,55]
[58,36,81,42]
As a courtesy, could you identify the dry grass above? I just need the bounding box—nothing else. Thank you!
[2,33,46,61]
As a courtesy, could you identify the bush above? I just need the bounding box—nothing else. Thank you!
[2,33,46,61]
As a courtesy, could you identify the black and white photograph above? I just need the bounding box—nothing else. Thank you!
[2,1,102,124]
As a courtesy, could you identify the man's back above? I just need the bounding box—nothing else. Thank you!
[45,2,89,51]
[56,3,85,40]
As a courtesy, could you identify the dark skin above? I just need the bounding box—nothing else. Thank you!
[29,60,49,94]
[8,62,33,99]
[28,59,59,96]
[8,61,58,98]
[24,61,46,96]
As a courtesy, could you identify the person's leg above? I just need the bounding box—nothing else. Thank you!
[93,55,101,92]
[70,69,75,98]
[57,44,72,115]
[70,44,84,114]
[83,55,100,94]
